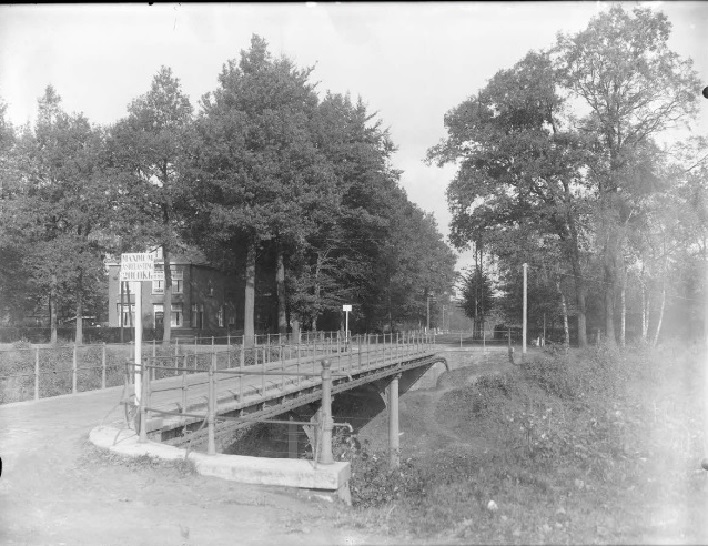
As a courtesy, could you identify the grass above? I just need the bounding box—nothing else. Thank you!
[344,341,708,543]
[80,439,199,477]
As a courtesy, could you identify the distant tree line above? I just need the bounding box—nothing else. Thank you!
[433,6,706,347]
[0,35,457,344]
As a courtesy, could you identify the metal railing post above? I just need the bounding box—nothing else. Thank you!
[34,347,40,401]
[389,373,401,468]
[182,355,187,434]
[366,334,370,367]
[357,335,362,369]
[297,343,301,385]
[319,359,334,464]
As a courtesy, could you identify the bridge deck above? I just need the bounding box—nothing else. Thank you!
[132,343,443,444]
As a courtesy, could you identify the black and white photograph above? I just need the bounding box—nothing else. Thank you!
[0,2,707,544]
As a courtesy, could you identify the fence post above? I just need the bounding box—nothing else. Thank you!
[208,350,216,455]
[357,335,362,369]
[101,343,106,389]
[319,359,334,464]
[34,347,40,401]
[72,342,78,394]
[297,342,301,386]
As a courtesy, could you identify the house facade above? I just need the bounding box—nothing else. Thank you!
[107,249,240,335]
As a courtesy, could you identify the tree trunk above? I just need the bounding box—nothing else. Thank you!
[49,279,58,344]
[49,299,58,342]
[641,287,649,341]
[605,283,616,346]
[557,279,569,352]
[163,243,172,344]
[619,264,627,347]
[603,227,618,346]
[569,227,587,347]
[276,241,287,336]
[653,255,668,348]
[76,279,83,346]
[653,282,666,348]
[244,238,256,347]
[312,251,322,332]
[640,263,649,342]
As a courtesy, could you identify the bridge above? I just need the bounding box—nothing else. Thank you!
[98,332,449,500]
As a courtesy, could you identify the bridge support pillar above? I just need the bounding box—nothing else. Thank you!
[387,373,401,468]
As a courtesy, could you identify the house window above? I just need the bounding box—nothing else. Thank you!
[153,265,183,294]
[153,303,164,326]
[217,305,224,328]
[116,304,135,327]
[192,303,204,330]
[171,303,183,328]
[118,281,131,295]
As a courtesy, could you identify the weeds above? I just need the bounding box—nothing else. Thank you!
[345,341,708,543]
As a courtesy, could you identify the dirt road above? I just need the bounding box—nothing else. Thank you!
[0,385,391,546]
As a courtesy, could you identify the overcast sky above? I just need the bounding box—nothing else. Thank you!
[1,2,706,271]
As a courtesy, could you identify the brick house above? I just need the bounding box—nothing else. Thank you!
[106,248,241,335]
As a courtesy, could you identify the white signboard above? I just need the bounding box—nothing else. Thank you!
[342,304,352,312]
[120,253,155,282]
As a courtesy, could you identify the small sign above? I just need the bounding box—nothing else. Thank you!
[120,253,155,282]
[342,304,352,312]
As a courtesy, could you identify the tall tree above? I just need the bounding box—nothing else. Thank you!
[11,86,108,343]
[193,35,333,343]
[555,5,699,344]
[427,50,592,345]
[108,66,193,343]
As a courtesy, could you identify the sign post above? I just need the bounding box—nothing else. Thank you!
[342,304,352,343]
[120,253,155,406]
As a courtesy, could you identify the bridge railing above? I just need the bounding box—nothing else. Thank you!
[0,330,436,405]
[125,332,437,461]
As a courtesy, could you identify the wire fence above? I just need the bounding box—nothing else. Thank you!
[0,330,438,405]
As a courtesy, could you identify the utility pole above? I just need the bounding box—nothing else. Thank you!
[523,263,527,360]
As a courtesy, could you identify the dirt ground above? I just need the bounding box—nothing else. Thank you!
[0,383,398,545]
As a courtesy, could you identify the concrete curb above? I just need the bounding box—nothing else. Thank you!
[89,425,352,504]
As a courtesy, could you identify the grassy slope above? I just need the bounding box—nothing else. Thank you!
[346,343,708,544]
